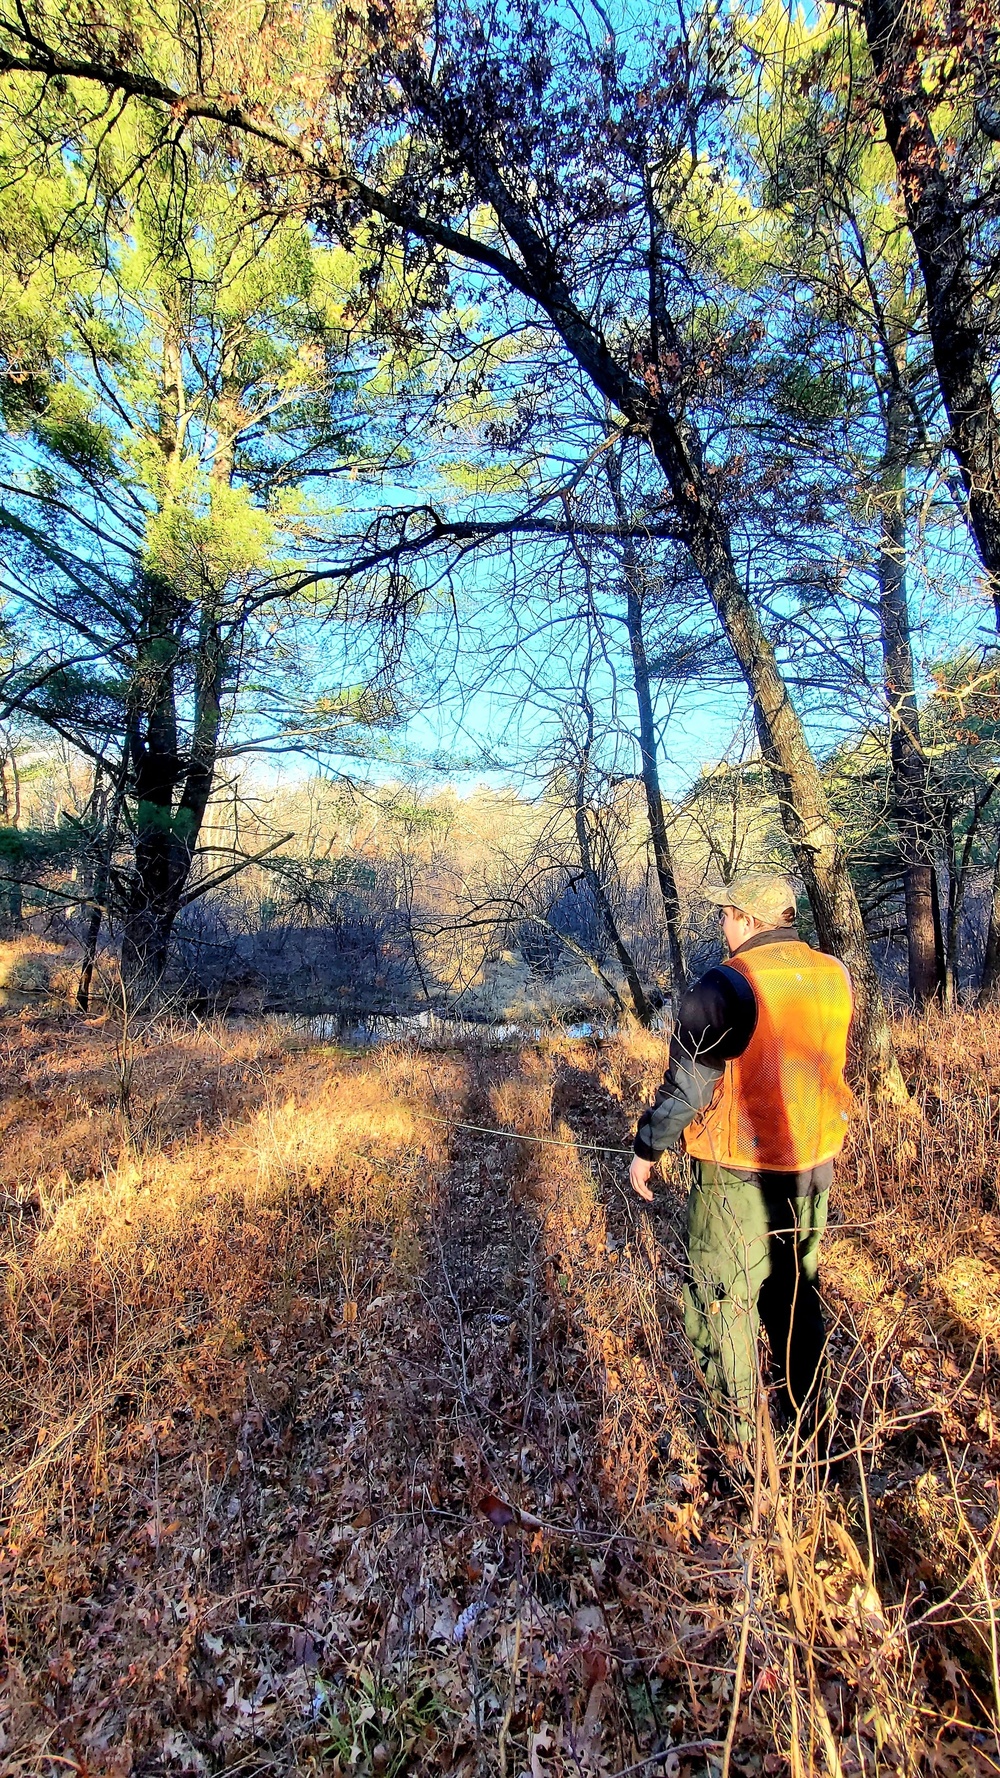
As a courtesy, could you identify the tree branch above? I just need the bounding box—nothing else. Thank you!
[178,831,296,906]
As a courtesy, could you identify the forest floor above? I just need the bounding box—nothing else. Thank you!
[1,1008,1000,1776]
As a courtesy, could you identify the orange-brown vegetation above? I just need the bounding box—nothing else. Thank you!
[0,1010,998,1774]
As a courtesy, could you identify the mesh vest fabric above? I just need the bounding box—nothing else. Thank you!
[683,940,854,1172]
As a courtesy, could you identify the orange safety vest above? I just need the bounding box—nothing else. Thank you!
[683,939,854,1172]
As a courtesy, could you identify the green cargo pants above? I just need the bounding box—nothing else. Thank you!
[682,1159,832,1448]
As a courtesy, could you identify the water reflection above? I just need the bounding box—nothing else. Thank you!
[290,1009,618,1047]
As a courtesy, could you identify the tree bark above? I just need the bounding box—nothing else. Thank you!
[120,568,187,998]
[605,450,687,1006]
[0,743,19,828]
[863,0,1000,622]
[979,845,1000,1003]
[877,376,945,1003]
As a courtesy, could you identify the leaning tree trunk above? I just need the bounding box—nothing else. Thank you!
[646,415,907,1097]
[877,376,945,1004]
[625,586,687,1005]
[863,0,1000,624]
[605,449,687,1005]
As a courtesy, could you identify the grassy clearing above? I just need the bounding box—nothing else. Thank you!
[0,1010,998,1775]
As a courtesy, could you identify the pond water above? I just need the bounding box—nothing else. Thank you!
[289,1008,626,1048]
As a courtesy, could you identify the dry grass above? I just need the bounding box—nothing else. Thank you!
[581,1011,1000,1772]
[0,939,78,1012]
[0,1008,998,1775]
[0,1013,463,1771]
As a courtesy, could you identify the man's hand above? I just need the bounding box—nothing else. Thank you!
[629,1155,656,1202]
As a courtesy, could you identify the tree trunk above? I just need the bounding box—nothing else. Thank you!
[120,604,226,1000]
[863,0,1000,623]
[943,800,959,1009]
[120,569,187,998]
[646,416,905,1095]
[77,752,130,1012]
[877,375,945,1003]
[605,450,687,1006]
[78,897,106,1013]
[944,776,1000,1007]
[626,586,686,1003]
[575,691,654,1026]
[172,611,225,887]
[980,846,1000,1004]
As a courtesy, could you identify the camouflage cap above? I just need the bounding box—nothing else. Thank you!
[701,872,798,927]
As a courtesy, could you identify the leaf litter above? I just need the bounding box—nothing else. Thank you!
[0,1011,998,1774]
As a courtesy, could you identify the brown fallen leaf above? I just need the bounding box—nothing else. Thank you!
[478,1492,543,1531]
[479,1493,516,1527]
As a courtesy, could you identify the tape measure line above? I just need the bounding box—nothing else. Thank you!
[411,1108,635,1158]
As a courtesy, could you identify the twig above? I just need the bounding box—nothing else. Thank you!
[605,1741,725,1777]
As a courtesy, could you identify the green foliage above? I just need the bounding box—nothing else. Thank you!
[773,359,850,424]
[320,1663,452,1776]
[0,80,433,971]
[34,382,115,474]
[0,821,79,866]
[143,483,277,597]
[0,0,994,1011]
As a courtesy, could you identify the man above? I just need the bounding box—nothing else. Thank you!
[629,873,853,1450]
